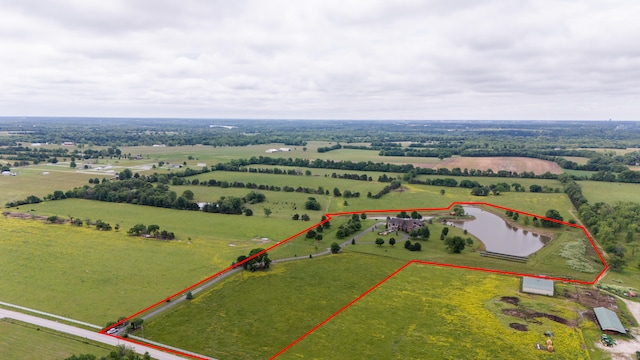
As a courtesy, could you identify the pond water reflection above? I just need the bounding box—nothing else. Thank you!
[448,206,548,256]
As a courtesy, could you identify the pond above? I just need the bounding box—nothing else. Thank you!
[447,206,548,256]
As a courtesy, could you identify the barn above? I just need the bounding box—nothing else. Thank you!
[521,277,554,296]
[593,307,626,334]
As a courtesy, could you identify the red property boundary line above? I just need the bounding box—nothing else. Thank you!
[103,201,609,360]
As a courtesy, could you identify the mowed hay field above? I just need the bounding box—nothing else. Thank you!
[0,319,112,359]
[143,253,406,360]
[279,264,592,360]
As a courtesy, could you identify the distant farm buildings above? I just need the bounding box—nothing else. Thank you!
[521,277,554,296]
[265,148,291,153]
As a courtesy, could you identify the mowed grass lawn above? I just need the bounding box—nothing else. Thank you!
[0,319,112,359]
[143,253,406,360]
[280,264,592,360]
[0,216,245,325]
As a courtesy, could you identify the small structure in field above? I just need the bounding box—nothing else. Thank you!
[593,307,626,334]
[522,277,554,296]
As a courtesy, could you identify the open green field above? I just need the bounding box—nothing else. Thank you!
[0,166,96,205]
[143,253,407,359]
[563,169,597,178]
[0,215,240,324]
[279,263,600,360]
[580,180,640,204]
[0,319,112,359]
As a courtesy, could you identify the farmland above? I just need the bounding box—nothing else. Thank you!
[278,264,599,360]
[1,119,640,359]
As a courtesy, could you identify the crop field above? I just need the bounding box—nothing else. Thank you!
[278,263,596,360]
[408,156,564,174]
[580,180,640,204]
[142,253,407,359]
[0,319,112,359]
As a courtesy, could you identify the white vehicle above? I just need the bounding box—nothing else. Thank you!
[106,328,118,335]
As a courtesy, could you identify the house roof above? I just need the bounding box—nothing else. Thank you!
[593,307,626,333]
[522,277,554,293]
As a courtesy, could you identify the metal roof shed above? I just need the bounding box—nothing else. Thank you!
[521,277,554,296]
[593,307,626,334]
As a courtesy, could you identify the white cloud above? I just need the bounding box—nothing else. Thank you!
[0,0,639,119]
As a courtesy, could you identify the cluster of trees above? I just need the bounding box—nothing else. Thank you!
[396,210,423,219]
[127,224,176,240]
[578,201,640,271]
[236,248,272,271]
[291,213,312,221]
[336,214,362,239]
[409,226,431,240]
[404,240,422,251]
[444,236,466,253]
[368,180,402,199]
[65,346,151,360]
[317,143,342,153]
[328,172,372,181]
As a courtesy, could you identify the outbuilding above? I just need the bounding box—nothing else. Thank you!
[521,277,554,296]
[593,307,626,334]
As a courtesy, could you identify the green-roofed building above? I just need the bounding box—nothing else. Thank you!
[593,307,626,334]
[521,277,554,296]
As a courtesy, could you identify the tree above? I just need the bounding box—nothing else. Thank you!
[147,224,160,236]
[70,161,76,168]
[412,242,421,251]
[263,208,272,217]
[306,230,317,239]
[410,226,430,240]
[375,238,385,247]
[333,187,342,197]
[389,237,396,246]
[445,236,466,253]
[305,197,321,210]
[331,242,341,254]
[410,210,422,219]
[186,291,193,300]
[360,213,367,220]
[529,184,542,193]
[440,189,445,195]
[182,189,194,200]
[292,213,300,220]
[244,208,253,216]
[441,227,449,236]
[542,209,563,228]
[315,234,323,241]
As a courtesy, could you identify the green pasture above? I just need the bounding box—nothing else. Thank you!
[561,156,590,165]
[563,169,597,178]
[413,174,563,188]
[322,183,576,222]
[0,319,112,359]
[280,264,599,360]
[0,166,96,205]
[0,215,248,324]
[580,180,640,204]
[143,253,407,360]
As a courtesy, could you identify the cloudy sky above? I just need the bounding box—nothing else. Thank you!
[1,0,639,120]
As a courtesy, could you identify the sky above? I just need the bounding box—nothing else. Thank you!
[1,0,639,120]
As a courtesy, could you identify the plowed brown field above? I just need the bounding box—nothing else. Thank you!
[403,156,563,175]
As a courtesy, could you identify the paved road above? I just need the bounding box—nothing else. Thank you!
[0,308,196,360]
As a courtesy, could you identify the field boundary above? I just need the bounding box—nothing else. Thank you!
[104,201,609,360]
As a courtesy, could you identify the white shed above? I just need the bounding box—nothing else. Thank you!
[522,277,554,296]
